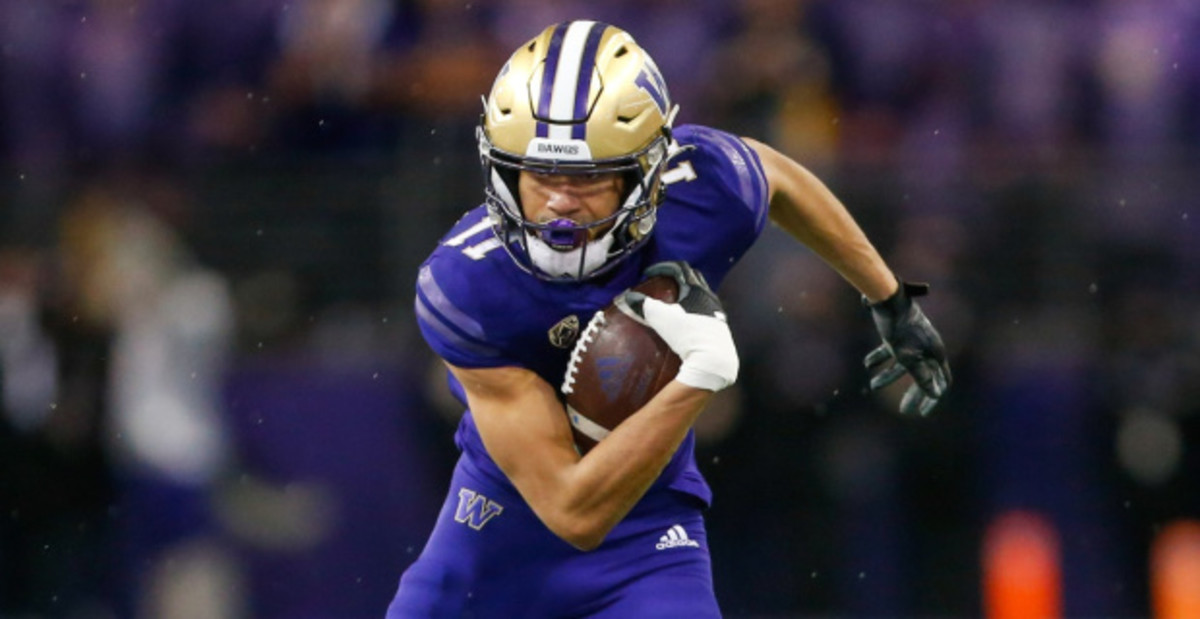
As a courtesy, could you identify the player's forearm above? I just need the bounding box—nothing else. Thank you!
[554,382,709,548]
[769,167,898,302]
[462,363,708,551]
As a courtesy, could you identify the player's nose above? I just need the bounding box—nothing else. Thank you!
[544,188,584,216]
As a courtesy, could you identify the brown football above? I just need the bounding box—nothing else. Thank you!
[562,275,682,454]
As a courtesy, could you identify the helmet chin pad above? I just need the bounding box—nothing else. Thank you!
[526,228,615,279]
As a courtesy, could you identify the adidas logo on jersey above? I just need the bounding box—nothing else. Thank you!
[656,524,700,550]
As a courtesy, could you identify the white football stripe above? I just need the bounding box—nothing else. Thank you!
[566,404,610,442]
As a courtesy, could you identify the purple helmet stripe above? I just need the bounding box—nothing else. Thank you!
[536,22,570,137]
[571,23,607,140]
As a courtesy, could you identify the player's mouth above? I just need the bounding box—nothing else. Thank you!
[538,218,590,251]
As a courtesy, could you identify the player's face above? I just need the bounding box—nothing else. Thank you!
[518,171,626,235]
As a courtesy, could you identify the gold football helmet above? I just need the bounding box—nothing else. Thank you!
[478,20,678,281]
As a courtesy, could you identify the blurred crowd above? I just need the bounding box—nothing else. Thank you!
[1,0,1199,617]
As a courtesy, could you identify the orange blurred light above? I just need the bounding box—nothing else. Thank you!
[1151,520,1200,619]
[983,510,1063,619]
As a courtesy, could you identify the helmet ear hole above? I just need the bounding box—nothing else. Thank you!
[618,170,640,204]
[495,166,522,210]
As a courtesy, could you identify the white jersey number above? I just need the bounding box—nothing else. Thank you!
[446,218,503,261]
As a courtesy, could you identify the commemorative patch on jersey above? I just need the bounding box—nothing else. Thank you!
[548,314,581,349]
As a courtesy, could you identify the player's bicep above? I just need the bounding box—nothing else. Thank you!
[446,363,579,499]
[742,137,795,212]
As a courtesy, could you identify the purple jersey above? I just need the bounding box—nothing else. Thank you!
[394,125,769,616]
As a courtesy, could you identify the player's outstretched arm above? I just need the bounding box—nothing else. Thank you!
[449,362,712,552]
[744,137,899,302]
[743,138,951,414]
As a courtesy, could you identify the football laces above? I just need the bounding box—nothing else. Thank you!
[561,310,606,395]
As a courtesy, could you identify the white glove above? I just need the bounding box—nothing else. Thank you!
[619,261,739,392]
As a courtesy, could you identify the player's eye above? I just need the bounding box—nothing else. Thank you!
[576,172,619,186]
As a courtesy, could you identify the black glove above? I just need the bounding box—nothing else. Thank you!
[864,281,951,416]
[622,261,738,392]
[625,261,724,318]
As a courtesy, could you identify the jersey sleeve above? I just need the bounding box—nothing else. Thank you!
[674,124,771,236]
[414,259,507,368]
[413,208,523,369]
[653,125,772,287]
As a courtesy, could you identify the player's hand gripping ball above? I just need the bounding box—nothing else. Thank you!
[561,272,682,454]
[562,261,739,454]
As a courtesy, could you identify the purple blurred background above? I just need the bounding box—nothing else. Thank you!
[1,1,1198,617]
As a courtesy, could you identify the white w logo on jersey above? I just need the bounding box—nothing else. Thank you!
[454,488,504,530]
[656,524,700,550]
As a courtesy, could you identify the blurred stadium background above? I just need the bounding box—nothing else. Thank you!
[1,0,1198,617]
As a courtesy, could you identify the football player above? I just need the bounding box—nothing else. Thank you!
[391,20,950,617]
